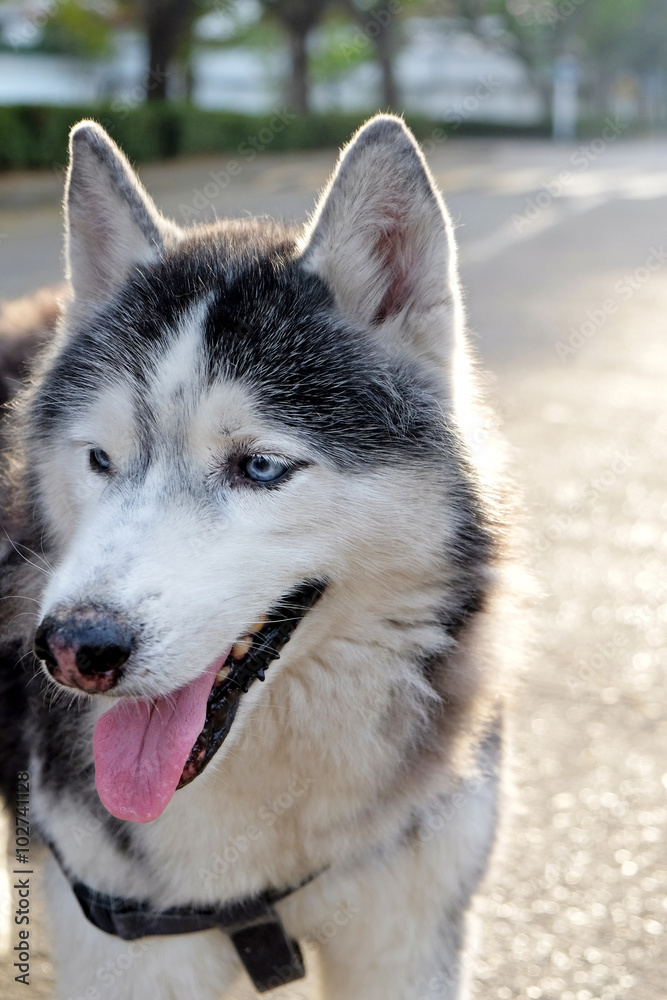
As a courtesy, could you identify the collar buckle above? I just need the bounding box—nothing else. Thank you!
[229,904,305,993]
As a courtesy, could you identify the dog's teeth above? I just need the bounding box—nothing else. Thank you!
[231,635,253,660]
[215,665,230,683]
[249,616,266,634]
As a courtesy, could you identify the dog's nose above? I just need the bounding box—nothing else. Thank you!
[34,612,133,693]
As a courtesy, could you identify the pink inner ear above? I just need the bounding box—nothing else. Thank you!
[372,208,419,323]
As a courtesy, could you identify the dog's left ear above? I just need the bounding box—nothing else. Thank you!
[65,120,180,309]
[300,115,462,367]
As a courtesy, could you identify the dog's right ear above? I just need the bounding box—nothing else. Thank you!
[299,115,462,370]
[65,121,179,309]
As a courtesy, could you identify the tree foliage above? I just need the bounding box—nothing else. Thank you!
[487,0,667,75]
[24,0,113,57]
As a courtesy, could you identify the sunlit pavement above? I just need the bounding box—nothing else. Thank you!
[1,135,666,999]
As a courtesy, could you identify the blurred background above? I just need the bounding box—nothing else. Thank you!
[1,0,667,160]
[0,2,666,1000]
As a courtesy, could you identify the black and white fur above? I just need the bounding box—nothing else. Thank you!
[0,115,516,999]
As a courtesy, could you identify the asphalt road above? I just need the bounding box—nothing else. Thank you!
[0,134,665,1000]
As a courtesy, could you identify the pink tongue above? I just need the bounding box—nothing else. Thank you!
[93,658,223,824]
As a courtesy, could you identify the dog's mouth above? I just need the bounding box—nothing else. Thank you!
[93,581,325,824]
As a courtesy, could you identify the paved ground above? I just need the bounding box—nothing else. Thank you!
[0,134,665,999]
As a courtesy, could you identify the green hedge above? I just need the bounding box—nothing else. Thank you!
[0,102,549,171]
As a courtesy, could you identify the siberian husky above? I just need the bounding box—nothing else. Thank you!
[0,114,515,999]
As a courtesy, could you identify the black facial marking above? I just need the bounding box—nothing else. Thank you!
[202,252,444,468]
[31,226,444,472]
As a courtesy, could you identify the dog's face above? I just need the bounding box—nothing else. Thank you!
[27,116,486,823]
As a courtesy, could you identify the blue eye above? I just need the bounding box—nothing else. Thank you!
[89,447,111,473]
[242,455,291,484]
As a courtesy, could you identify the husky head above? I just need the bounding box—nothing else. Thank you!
[25,116,495,824]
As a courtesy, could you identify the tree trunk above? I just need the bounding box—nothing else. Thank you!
[263,0,331,114]
[346,1,400,110]
[288,24,310,113]
[140,0,194,101]
[145,21,172,99]
[374,23,398,109]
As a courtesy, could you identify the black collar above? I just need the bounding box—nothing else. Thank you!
[45,832,323,994]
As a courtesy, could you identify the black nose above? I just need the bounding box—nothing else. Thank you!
[34,612,134,692]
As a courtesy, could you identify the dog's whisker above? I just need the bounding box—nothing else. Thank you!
[1,530,52,576]
[2,529,54,573]
[207,770,234,791]
[6,611,41,628]
[0,594,42,604]
[17,651,38,674]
